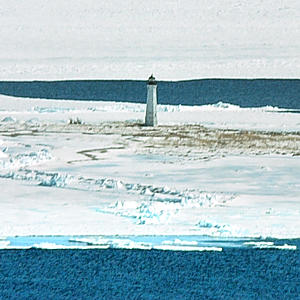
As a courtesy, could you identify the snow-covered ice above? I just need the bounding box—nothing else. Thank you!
[1,95,300,132]
[0,1,299,80]
[0,94,299,250]
[153,245,223,252]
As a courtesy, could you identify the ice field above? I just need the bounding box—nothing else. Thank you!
[0,0,299,80]
[0,95,299,250]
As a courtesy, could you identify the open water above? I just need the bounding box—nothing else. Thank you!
[0,79,299,109]
[0,248,299,299]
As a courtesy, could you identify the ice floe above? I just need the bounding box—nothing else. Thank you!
[68,237,222,251]
[31,242,110,250]
[162,239,198,246]
[2,235,299,251]
[179,102,284,112]
[153,245,223,252]
[244,241,297,250]
[70,237,152,250]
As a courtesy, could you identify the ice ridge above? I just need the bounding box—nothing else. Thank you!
[0,168,235,226]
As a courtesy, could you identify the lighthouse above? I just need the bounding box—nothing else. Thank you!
[145,74,158,126]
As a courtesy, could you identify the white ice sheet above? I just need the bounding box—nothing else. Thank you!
[0,96,299,240]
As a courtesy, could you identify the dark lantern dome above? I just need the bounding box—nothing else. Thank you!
[147,74,157,85]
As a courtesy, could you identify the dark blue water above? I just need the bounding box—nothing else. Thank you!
[0,248,299,299]
[0,79,299,109]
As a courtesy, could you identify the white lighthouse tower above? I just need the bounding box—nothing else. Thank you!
[145,74,158,126]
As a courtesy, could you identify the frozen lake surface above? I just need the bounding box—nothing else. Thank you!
[0,95,299,249]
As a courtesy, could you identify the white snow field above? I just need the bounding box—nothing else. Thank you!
[0,0,299,80]
[0,95,299,250]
